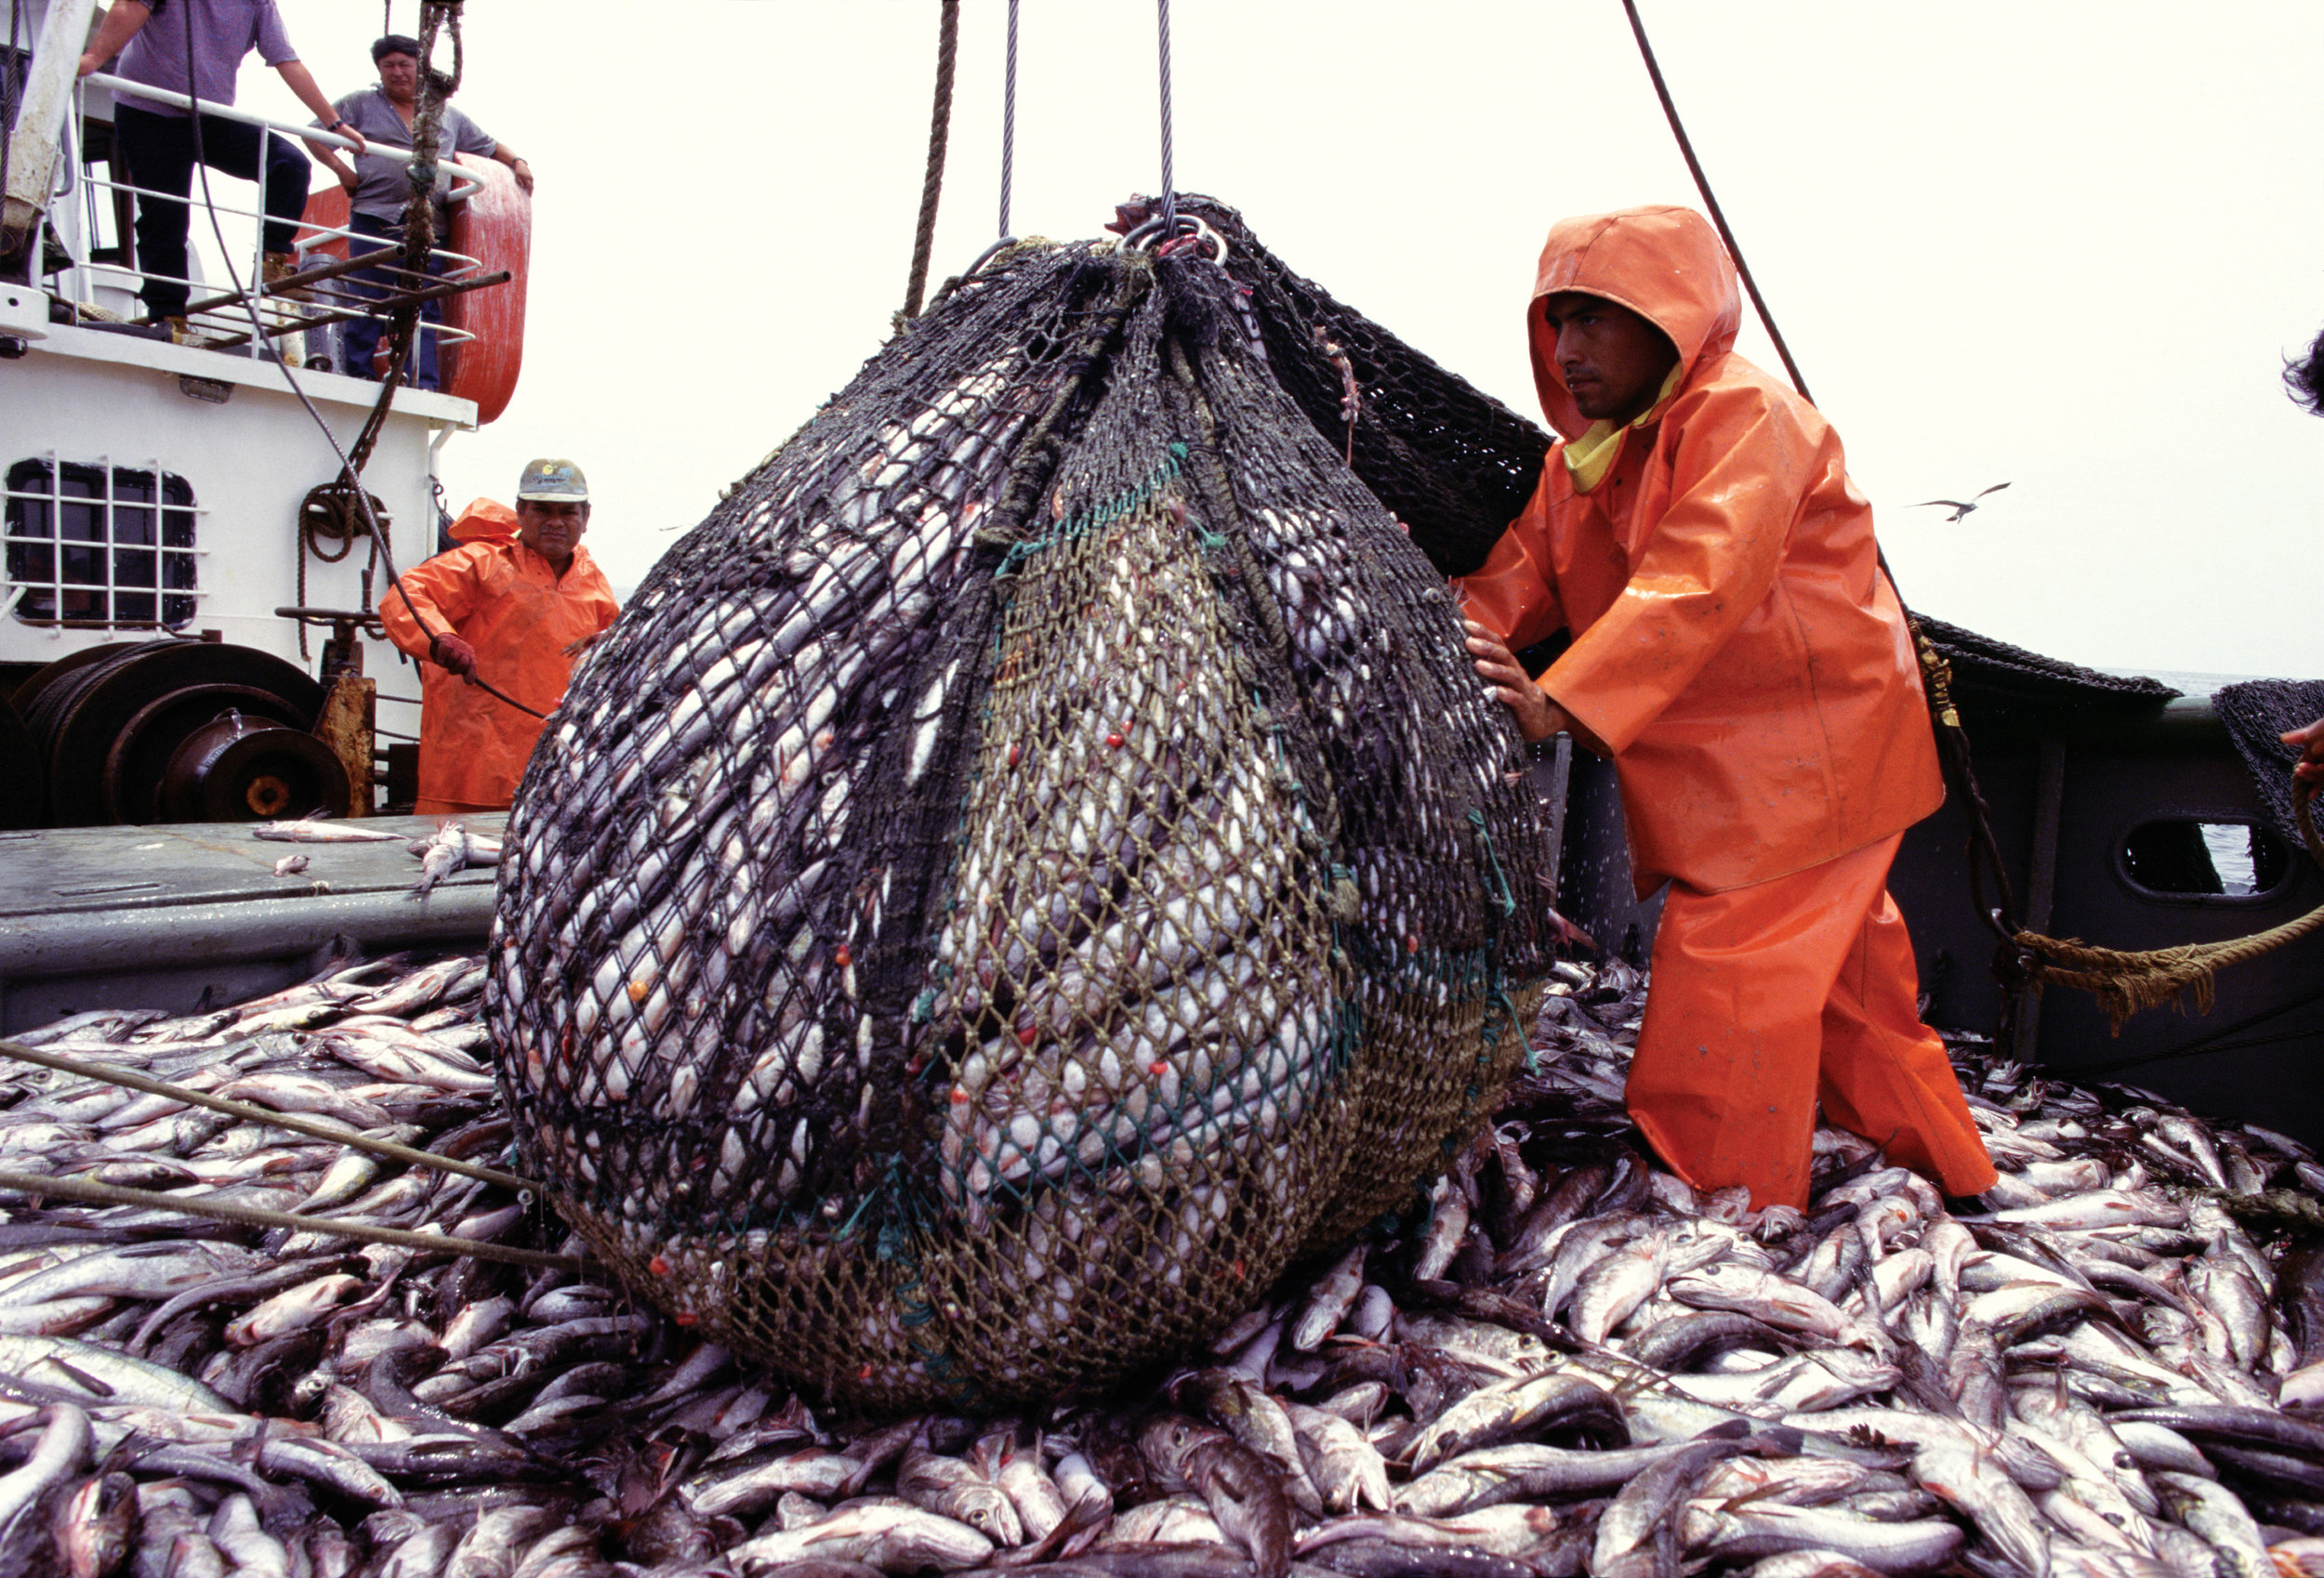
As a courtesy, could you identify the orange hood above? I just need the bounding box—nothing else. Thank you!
[1527,205,1741,441]
[449,497,519,545]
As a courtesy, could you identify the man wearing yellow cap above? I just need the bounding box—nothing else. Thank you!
[378,459,619,813]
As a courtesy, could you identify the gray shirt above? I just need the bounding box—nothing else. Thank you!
[324,88,497,223]
[114,0,297,118]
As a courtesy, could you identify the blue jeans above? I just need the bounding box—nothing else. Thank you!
[339,211,445,390]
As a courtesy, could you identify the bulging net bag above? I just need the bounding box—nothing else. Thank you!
[489,204,1551,1409]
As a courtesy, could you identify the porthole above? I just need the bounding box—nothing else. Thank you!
[2119,819,2293,901]
[4,458,198,628]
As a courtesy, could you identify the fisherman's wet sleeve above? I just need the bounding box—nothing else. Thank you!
[1545,387,1811,755]
[377,547,488,665]
[1451,483,1566,653]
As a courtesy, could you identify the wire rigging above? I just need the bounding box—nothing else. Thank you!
[997,0,1018,239]
[1155,0,1176,234]
[1618,0,1813,406]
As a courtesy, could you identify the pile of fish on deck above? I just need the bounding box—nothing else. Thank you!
[6,953,2324,1578]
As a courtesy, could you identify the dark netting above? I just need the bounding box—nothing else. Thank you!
[1109,196,1553,579]
[487,233,1549,1412]
[1912,613,2181,722]
[2216,679,2324,849]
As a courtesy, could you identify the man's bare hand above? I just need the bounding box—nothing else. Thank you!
[1465,620,1562,741]
[1464,620,1610,755]
[2283,717,2324,787]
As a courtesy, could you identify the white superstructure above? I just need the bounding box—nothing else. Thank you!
[0,0,516,805]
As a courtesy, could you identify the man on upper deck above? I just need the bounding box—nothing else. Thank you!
[78,0,363,332]
[310,33,534,390]
[1458,204,1998,1211]
[378,460,617,815]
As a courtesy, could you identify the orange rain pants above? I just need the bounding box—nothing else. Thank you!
[1457,206,1995,1205]
[1627,833,2000,1210]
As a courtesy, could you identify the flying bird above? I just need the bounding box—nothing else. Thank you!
[1911,482,2011,522]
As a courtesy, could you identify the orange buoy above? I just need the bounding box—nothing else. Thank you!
[292,151,529,423]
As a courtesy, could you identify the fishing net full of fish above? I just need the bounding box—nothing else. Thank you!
[488,204,1553,1410]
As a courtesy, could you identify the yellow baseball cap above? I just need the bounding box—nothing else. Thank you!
[515,458,588,502]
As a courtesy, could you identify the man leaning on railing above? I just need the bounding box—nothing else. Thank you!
[77,0,364,341]
[308,33,532,391]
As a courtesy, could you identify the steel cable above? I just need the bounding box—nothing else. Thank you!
[1155,0,1176,233]
[997,0,1018,238]
[1618,0,1811,405]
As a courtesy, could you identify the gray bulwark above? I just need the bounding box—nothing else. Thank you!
[0,815,503,1033]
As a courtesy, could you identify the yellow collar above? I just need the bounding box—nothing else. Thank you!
[1560,365,1684,494]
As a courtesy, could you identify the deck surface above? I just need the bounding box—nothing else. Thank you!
[0,814,506,918]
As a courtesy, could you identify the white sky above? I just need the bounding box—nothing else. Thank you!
[221,1,2324,678]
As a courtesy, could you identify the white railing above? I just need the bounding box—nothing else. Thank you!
[45,72,485,364]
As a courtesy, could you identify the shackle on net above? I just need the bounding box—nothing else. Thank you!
[1120,212,1231,265]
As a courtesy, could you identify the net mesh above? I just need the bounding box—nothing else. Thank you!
[2216,678,2324,850]
[488,225,1549,1410]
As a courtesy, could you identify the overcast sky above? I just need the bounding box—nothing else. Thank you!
[223,1,2323,679]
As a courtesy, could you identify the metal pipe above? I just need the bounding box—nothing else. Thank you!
[0,883,490,981]
[201,269,508,349]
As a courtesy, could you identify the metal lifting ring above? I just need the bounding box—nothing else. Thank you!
[1119,213,1230,266]
[962,235,1022,281]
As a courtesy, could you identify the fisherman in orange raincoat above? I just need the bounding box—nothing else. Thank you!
[1458,205,1998,1210]
[378,458,619,815]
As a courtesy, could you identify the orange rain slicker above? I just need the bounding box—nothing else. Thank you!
[377,503,618,814]
[1457,205,1994,1206]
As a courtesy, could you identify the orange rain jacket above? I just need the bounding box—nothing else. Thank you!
[1457,205,1943,897]
[377,505,619,812]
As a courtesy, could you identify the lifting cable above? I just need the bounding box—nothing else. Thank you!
[997,0,1019,240]
[1616,0,2324,1030]
[182,0,544,720]
[1155,0,1177,235]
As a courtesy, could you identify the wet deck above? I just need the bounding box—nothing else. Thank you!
[0,815,506,1033]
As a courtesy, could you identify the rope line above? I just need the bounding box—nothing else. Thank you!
[1155,0,1176,233]
[0,1166,586,1272]
[997,0,1019,239]
[2007,784,2324,1030]
[0,1037,543,1194]
[1618,0,1813,406]
[902,0,960,321]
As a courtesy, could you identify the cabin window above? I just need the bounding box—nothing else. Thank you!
[2119,819,2293,901]
[4,459,198,628]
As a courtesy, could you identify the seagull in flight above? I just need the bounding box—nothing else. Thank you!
[1912,482,2011,522]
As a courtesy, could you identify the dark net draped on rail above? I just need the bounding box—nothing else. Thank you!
[488,231,1552,1409]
